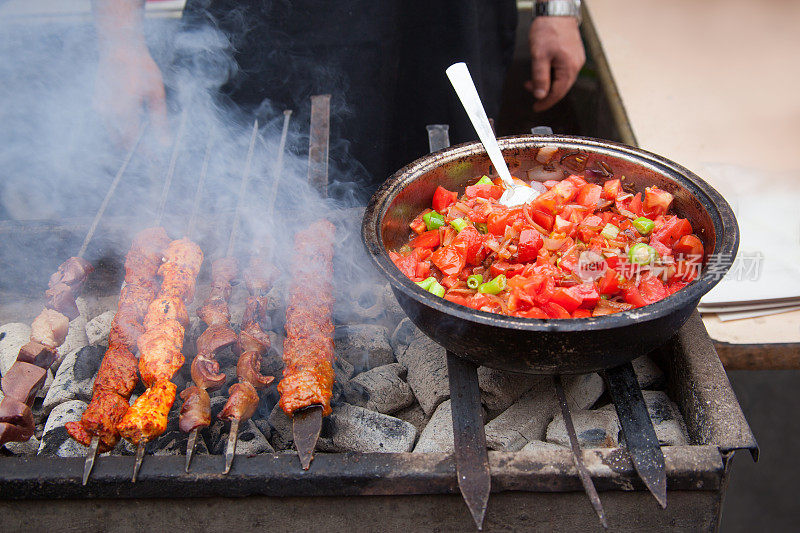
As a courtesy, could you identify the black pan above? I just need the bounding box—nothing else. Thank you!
[362,135,739,375]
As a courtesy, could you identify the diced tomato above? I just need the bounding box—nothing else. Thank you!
[432,186,458,213]
[409,209,431,234]
[489,261,525,279]
[650,239,672,259]
[552,180,578,202]
[542,301,571,319]
[465,183,504,200]
[572,309,592,318]
[551,287,583,313]
[605,254,622,269]
[392,254,418,279]
[639,276,669,304]
[622,287,647,308]
[468,201,492,223]
[415,261,430,279]
[440,275,460,289]
[411,230,440,249]
[487,209,511,235]
[533,276,556,305]
[515,307,549,319]
[573,283,600,308]
[565,175,588,188]
[673,259,700,282]
[518,229,544,263]
[597,269,620,295]
[667,279,689,294]
[558,253,580,274]
[452,226,484,265]
[413,247,432,261]
[602,178,622,199]
[583,214,603,227]
[543,180,559,189]
[553,215,576,236]
[531,208,555,231]
[533,189,561,213]
[643,186,674,217]
[431,241,467,276]
[576,183,602,208]
[508,289,533,313]
[673,234,704,261]
[651,216,692,248]
[628,193,643,216]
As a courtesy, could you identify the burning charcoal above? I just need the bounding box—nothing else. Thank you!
[335,282,385,323]
[334,324,394,372]
[317,403,416,453]
[37,399,89,457]
[414,400,453,453]
[152,409,210,457]
[396,334,449,415]
[394,403,430,434]
[85,310,114,346]
[546,409,621,448]
[36,369,55,401]
[485,377,555,451]
[478,366,541,412]
[389,318,421,359]
[0,323,32,376]
[4,435,40,456]
[76,295,117,322]
[348,363,414,414]
[520,440,568,453]
[52,316,88,372]
[267,403,293,451]
[206,395,273,455]
[41,345,102,415]
[632,355,666,390]
[562,372,605,410]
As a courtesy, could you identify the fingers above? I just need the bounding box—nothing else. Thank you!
[530,51,552,101]
[533,61,577,113]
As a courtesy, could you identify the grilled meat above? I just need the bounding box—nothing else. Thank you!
[117,380,177,444]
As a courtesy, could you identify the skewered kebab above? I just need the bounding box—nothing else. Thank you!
[66,227,171,479]
[0,258,94,444]
[1,123,148,447]
[278,219,336,470]
[180,119,260,471]
[218,252,275,473]
[116,236,203,481]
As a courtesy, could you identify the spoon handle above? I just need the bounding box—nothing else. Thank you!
[446,62,514,186]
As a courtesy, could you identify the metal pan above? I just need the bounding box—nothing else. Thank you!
[362,135,738,375]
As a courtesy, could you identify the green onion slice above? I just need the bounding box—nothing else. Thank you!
[476,176,493,185]
[600,223,619,240]
[632,217,655,236]
[467,274,483,289]
[423,211,445,231]
[428,282,446,298]
[450,218,470,233]
[415,276,436,291]
[478,274,507,295]
[628,243,658,265]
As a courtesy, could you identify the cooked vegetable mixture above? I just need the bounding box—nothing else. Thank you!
[391,175,704,318]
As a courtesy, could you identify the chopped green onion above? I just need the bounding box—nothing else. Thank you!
[450,218,470,233]
[600,223,619,240]
[476,175,493,185]
[423,211,445,230]
[632,217,655,236]
[628,243,658,265]
[467,274,484,289]
[415,277,436,291]
[428,281,446,297]
[478,274,507,295]
[475,222,488,234]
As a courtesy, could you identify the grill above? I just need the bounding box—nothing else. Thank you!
[0,108,757,532]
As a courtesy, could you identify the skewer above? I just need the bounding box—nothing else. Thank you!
[266,110,292,219]
[553,375,608,528]
[186,119,260,472]
[79,124,149,485]
[78,122,148,259]
[223,417,240,474]
[132,441,146,483]
[290,95,331,470]
[155,108,189,227]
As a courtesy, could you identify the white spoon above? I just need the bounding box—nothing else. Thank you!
[446,62,539,207]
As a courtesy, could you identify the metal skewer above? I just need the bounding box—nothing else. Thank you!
[223,417,240,474]
[132,441,146,483]
[80,122,149,486]
[553,375,608,528]
[290,95,330,470]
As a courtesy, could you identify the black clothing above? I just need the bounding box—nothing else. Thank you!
[184,0,517,201]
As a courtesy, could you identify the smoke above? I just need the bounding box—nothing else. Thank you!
[0,10,386,323]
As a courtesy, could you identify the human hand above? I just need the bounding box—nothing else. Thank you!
[94,43,169,148]
[525,16,586,112]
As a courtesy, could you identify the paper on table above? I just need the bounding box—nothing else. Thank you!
[698,164,800,306]
[698,299,800,314]
[715,305,800,322]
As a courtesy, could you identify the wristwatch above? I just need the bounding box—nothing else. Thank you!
[532,0,582,25]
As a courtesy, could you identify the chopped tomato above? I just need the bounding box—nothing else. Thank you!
[622,287,647,308]
[432,186,458,213]
[411,230,440,249]
[602,179,622,199]
[530,208,555,231]
[667,279,689,294]
[452,226,484,265]
[533,189,561,213]
[551,287,583,313]
[487,209,511,235]
[553,215,576,236]
[543,180,559,189]
[597,269,620,295]
[639,276,669,304]
[415,261,431,279]
[673,234,704,260]
[673,259,700,282]
[572,283,600,309]
[431,241,467,276]
[517,229,544,262]
[651,216,692,248]
[565,175,588,188]
[465,183,504,200]
[552,180,578,203]
[392,253,418,279]
[440,275,460,289]
[489,261,525,279]
[576,183,602,208]
[643,186,674,217]
[572,309,592,318]
[542,301,571,319]
[409,209,431,235]
[515,307,549,319]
